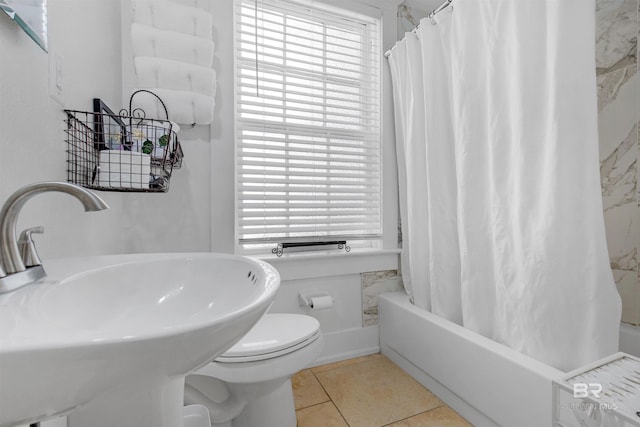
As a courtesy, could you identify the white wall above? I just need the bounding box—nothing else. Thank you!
[0,0,214,258]
[1,0,401,363]
[0,2,125,260]
[1,0,399,255]
[209,0,236,253]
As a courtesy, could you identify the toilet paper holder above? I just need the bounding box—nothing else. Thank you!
[298,293,334,310]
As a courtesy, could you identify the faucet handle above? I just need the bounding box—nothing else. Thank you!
[18,226,44,267]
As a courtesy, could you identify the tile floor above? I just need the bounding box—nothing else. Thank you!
[292,353,472,427]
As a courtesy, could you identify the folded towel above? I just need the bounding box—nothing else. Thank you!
[168,0,210,8]
[132,88,215,125]
[134,56,216,95]
[129,0,216,125]
[132,23,214,67]
[133,0,212,39]
[98,150,151,189]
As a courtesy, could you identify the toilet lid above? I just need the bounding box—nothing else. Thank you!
[215,313,321,363]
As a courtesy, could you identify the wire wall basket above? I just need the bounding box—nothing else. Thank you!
[65,91,184,193]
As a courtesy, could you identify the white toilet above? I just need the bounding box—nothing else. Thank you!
[185,313,323,427]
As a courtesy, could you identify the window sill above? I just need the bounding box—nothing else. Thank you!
[254,248,400,281]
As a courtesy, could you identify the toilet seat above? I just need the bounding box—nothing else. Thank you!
[215,314,320,363]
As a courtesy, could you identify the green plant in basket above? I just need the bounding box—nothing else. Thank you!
[158,134,169,148]
[142,140,154,155]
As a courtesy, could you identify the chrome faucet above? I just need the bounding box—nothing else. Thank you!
[0,182,109,293]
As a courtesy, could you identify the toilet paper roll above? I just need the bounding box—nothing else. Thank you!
[309,296,333,310]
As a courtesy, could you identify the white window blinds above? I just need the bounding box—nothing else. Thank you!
[235,0,382,248]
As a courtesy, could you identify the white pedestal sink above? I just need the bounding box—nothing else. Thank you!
[0,253,280,427]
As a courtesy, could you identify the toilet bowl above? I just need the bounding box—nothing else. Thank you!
[185,313,323,427]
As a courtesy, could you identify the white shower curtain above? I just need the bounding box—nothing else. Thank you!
[388,0,622,371]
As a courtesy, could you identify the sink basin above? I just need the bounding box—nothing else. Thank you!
[0,253,280,427]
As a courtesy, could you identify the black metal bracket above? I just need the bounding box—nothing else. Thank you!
[272,240,350,257]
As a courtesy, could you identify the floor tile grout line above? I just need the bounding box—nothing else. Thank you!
[297,354,471,427]
[310,353,383,376]
[293,368,331,411]
[311,368,352,426]
[378,405,448,427]
[295,397,332,411]
[295,399,350,427]
[296,401,336,411]
[311,355,449,427]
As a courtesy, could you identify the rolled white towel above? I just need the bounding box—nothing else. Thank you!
[133,0,212,39]
[168,0,210,8]
[132,88,215,125]
[132,23,214,67]
[134,56,216,95]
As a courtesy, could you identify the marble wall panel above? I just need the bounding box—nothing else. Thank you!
[596,0,638,111]
[397,3,418,36]
[361,270,404,326]
[596,0,640,325]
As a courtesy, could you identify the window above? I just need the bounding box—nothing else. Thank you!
[235,0,382,252]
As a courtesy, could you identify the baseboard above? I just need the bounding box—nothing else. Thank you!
[311,325,380,366]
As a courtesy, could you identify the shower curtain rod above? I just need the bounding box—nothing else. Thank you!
[429,0,453,19]
[384,0,453,58]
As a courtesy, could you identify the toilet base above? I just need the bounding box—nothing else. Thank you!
[229,379,296,427]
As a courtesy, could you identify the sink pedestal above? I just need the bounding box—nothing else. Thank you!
[67,377,185,427]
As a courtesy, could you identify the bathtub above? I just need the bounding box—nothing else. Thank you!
[379,291,640,427]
